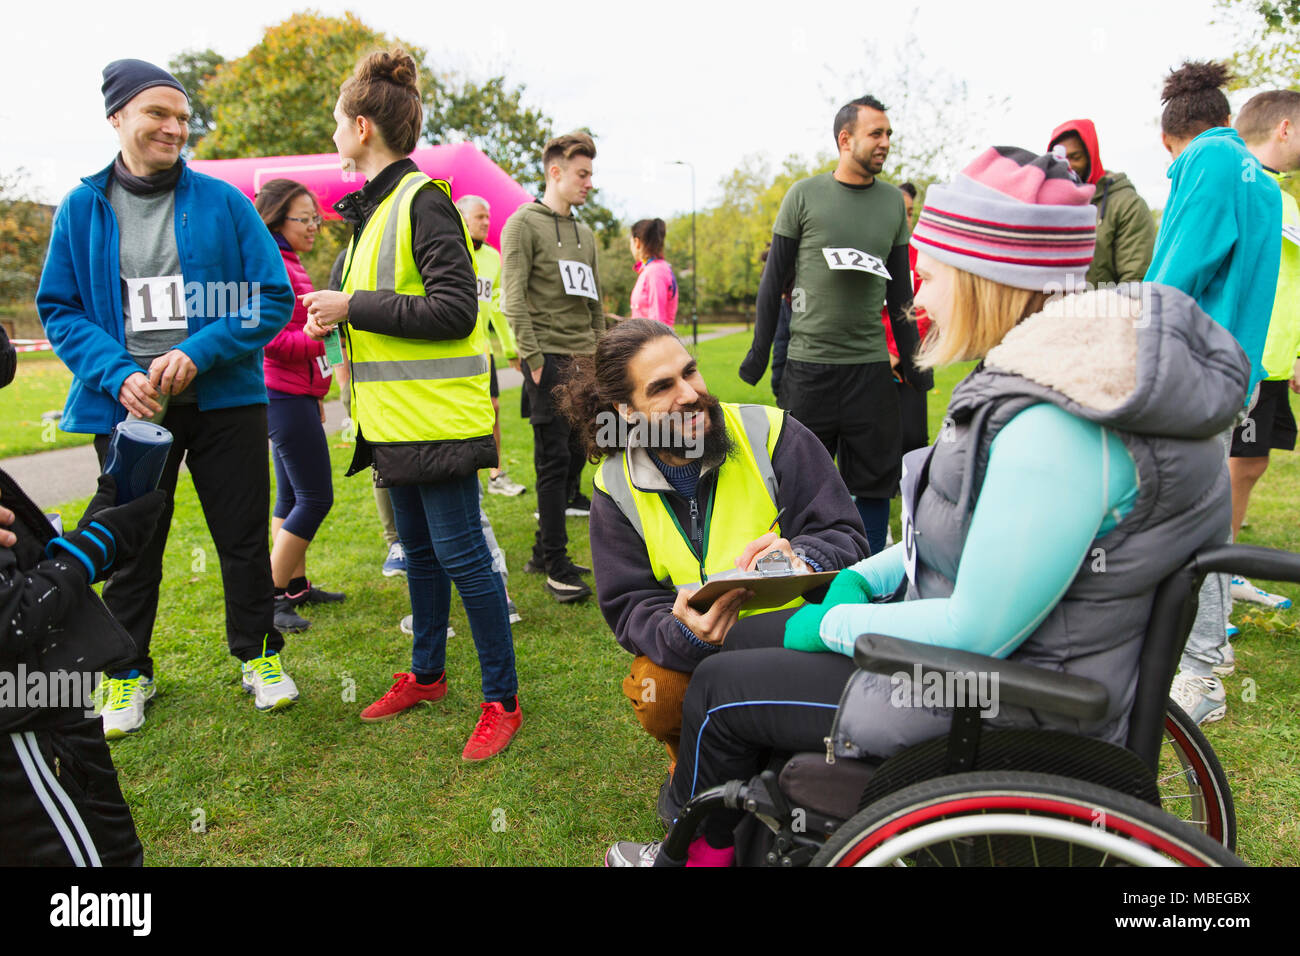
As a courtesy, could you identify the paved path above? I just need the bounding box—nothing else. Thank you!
[2,325,750,510]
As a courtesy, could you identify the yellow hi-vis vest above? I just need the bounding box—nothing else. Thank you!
[342,171,494,444]
[593,402,797,619]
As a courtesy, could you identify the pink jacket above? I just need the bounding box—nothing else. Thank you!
[630,258,678,326]
[263,244,331,398]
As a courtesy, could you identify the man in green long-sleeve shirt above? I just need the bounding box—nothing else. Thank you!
[499,131,605,603]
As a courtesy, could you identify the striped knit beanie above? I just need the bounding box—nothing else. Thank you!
[911,146,1097,292]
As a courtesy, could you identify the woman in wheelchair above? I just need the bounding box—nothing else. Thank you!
[605,146,1252,867]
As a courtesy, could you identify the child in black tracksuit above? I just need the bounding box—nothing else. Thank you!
[0,325,164,865]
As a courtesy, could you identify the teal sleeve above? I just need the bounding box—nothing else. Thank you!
[1145,151,1239,298]
[847,543,907,598]
[819,404,1138,658]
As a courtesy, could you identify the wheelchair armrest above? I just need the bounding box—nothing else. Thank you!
[853,633,1109,722]
[1192,544,1300,585]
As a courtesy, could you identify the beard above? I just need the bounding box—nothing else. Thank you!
[645,390,734,470]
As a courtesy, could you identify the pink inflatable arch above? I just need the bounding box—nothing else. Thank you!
[190,142,534,248]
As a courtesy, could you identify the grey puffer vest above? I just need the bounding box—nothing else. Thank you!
[836,284,1250,752]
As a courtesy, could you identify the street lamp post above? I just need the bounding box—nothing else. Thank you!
[670,160,697,347]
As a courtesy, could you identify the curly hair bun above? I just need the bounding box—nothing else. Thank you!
[359,48,419,92]
[1161,60,1233,105]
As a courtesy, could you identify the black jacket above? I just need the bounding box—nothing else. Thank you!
[0,468,136,732]
[336,158,496,485]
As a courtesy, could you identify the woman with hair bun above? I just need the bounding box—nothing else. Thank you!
[628,218,678,326]
[301,48,522,760]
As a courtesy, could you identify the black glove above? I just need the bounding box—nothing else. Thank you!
[47,476,166,582]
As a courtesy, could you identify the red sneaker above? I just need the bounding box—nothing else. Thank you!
[360,672,446,722]
[461,698,523,761]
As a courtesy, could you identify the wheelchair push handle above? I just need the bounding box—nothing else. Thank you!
[1191,544,1300,585]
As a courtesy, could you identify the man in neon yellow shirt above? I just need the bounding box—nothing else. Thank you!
[1226,91,1300,618]
[456,194,525,496]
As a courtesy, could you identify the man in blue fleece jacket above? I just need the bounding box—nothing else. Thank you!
[1142,61,1282,725]
[36,60,298,739]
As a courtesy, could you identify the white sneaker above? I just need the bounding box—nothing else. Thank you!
[487,471,526,496]
[241,652,299,711]
[399,615,454,637]
[1229,575,1292,608]
[100,673,155,740]
[1169,672,1227,726]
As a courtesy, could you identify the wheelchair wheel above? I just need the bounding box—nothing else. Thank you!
[1160,699,1236,852]
[813,770,1242,867]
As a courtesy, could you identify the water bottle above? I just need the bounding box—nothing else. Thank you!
[103,420,173,504]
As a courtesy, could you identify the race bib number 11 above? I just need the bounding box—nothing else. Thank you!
[822,247,891,280]
[559,259,599,300]
[126,275,188,333]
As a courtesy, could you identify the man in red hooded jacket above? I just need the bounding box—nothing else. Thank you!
[1049,119,1158,285]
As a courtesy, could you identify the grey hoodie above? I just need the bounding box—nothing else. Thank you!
[835,284,1250,753]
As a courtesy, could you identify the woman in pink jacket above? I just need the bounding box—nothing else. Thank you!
[255,179,345,634]
[628,218,678,326]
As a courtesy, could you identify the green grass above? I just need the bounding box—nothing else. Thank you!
[0,352,95,457]
[36,330,1300,865]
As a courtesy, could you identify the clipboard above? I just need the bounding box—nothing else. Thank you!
[686,570,838,613]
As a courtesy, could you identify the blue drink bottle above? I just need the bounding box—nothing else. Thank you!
[103,420,173,504]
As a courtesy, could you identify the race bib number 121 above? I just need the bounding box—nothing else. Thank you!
[559,260,599,300]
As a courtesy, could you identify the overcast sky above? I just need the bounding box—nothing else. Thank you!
[7,0,1253,219]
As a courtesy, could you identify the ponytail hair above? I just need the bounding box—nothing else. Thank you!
[630,218,666,259]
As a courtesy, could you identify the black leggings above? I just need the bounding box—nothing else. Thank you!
[269,391,334,541]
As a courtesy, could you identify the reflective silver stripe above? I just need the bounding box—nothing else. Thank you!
[375,175,428,291]
[351,354,491,383]
[600,454,645,541]
[10,732,93,866]
[738,404,778,508]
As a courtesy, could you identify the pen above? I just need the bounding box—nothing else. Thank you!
[767,507,786,534]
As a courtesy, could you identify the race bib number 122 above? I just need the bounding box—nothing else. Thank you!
[559,260,599,300]
[126,274,188,333]
[822,247,891,280]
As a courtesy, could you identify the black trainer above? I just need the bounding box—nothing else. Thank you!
[525,557,590,576]
[300,584,346,605]
[274,596,312,633]
[566,493,592,517]
[544,562,592,603]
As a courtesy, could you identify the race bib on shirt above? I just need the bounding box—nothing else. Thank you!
[1283,224,1300,247]
[126,275,188,333]
[477,277,494,303]
[558,260,599,300]
[315,355,333,379]
[821,247,891,279]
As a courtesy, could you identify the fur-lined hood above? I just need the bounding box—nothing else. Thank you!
[950,284,1250,439]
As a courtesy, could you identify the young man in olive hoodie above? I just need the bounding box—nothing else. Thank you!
[500,132,606,602]
[1049,119,1158,285]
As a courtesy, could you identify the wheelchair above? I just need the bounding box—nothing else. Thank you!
[654,543,1300,867]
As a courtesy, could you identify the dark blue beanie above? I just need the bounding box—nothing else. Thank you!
[102,59,188,117]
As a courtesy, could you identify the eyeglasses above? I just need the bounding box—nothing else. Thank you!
[285,215,324,227]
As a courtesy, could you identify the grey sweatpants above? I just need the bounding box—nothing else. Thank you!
[1179,429,1234,678]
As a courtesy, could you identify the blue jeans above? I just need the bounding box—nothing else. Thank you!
[388,473,518,702]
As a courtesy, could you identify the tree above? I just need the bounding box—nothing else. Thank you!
[426,75,551,183]
[167,48,225,153]
[0,170,52,306]
[1215,0,1300,89]
[192,12,434,160]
